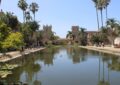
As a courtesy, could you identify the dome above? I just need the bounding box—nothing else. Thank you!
[114,37,120,45]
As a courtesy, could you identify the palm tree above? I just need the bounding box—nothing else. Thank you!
[104,0,111,21]
[66,31,74,45]
[25,11,32,22]
[92,0,100,31]
[29,2,39,21]
[98,0,105,28]
[66,31,73,39]
[0,0,1,5]
[79,27,87,45]
[18,0,28,23]
[107,18,118,29]
[106,18,119,46]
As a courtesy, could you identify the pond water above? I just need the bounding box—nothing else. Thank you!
[1,46,120,85]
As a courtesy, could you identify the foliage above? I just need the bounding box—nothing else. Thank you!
[0,21,11,41]
[20,21,40,47]
[18,0,28,22]
[91,33,108,45]
[18,0,28,11]
[0,21,11,51]
[29,2,39,20]
[27,21,39,32]
[79,27,87,45]
[106,18,120,45]
[2,32,24,50]
[0,12,19,31]
[6,12,19,31]
[0,12,9,24]
[66,31,73,39]
[25,11,32,22]
[91,34,100,44]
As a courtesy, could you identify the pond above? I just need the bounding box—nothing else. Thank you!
[0,46,120,85]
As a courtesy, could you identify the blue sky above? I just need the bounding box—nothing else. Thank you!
[1,0,120,38]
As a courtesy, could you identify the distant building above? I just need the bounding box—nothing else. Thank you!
[42,25,53,44]
[66,26,99,45]
[72,26,80,43]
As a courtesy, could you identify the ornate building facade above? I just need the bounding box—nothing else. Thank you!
[42,25,53,44]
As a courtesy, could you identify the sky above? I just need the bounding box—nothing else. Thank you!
[1,0,120,38]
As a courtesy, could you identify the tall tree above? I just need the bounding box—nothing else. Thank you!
[29,2,39,21]
[79,27,87,45]
[25,11,32,22]
[6,12,19,31]
[106,18,119,46]
[66,31,73,39]
[92,0,100,31]
[104,0,111,21]
[0,0,1,5]
[18,0,28,23]
[98,0,105,28]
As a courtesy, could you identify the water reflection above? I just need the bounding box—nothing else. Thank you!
[0,47,120,85]
[98,57,110,85]
[0,53,42,85]
[66,47,87,64]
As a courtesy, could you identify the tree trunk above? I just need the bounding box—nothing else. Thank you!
[0,0,1,5]
[100,9,104,28]
[34,13,35,21]
[106,7,108,21]
[103,61,105,81]
[23,11,25,23]
[98,57,100,81]
[96,7,100,31]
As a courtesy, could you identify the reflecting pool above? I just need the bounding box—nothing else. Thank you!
[1,46,120,85]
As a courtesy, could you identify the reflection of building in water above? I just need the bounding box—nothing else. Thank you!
[39,48,57,65]
[66,47,87,64]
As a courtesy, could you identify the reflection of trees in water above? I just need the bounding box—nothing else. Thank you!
[34,80,41,85]
[2,53,42,85]
[98,53,111,85]
[109,56,120,71]
[101,53,120,72]
[87,49,99,56]
[66,47,87,64]
[38,47,60,65]
[0,47,61,84]
[21,54,41,85]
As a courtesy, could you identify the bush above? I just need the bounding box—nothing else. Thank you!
[2,32,25,51]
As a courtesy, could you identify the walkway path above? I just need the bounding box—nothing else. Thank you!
[79,46,120,56]
[0,47,45,63]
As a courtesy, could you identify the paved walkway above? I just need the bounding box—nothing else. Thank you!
[79,46,120,56]
[0,47,45,62]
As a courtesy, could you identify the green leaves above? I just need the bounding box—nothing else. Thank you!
[29,2,39,14]
[28,21,39,32]
[0,21,11,41]
[29,2,39,20]
[18,0,28,11]
[2,32,24,50]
